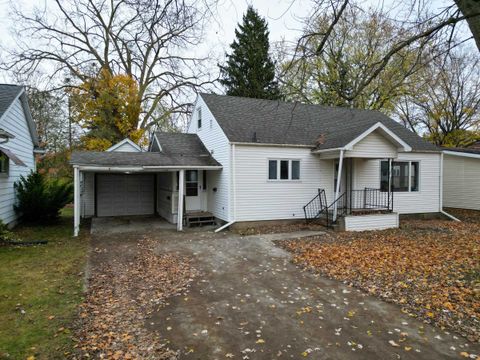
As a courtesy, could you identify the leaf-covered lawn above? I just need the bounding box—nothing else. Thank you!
[0,208,89,359]
[278,209,480,342]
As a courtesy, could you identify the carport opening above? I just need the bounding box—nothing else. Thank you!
[76,168,216,235]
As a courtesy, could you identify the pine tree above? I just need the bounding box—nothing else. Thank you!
[219,6,281,100]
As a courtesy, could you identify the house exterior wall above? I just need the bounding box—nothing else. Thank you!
[0,98,35,225]
[233,145,335,222]
[187,96,230,221]
[81,172,95,217]
[443,153,480,210]
[353,152,441,214]
[157,172,176,222]
[345,130,398,158]
[110,142,140,152]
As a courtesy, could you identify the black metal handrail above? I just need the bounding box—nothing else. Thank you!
[303,187,393,227]
[303,188,327,222]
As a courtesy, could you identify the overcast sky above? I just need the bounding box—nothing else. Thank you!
[0,0,475,85]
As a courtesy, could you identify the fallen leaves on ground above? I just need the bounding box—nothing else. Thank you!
[75,235,198,359]
[278,210,480,342]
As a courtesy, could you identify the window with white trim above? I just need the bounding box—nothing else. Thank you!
[0,152,9,175]
[380,161,419,192]
[197,108,202,129]
[268,160,300,180]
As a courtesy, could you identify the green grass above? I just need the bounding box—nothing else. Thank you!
[0,208,89,359]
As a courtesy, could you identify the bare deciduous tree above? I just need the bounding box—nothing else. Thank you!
[396,51,480,147]
[2,0,216,130]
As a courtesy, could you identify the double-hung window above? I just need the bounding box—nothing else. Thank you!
[197,108,202,129]
[0,152,9,176]
[380,161,419,192]
[268,159,300,181]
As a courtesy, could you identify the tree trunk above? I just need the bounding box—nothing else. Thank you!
[455,0,480,52]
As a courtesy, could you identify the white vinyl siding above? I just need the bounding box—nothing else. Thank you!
[157,172,176,222]
[110,142,140,152]
[187,96,230,221]
[443,154,480,210]
[344,213,399,231]
[0,97,36,225]
[234,145,335,221]
[346,130,398,158]
[81,172,95,217]
[353,152,441,214]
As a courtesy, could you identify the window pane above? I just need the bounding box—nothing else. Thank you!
[280,160,289,179]
[197,108,202,128]
[291,161,300,180]
[380,161,389,192]
[186,170,198,182]
[202,170,207,190]
[410,162,419,191]
[268,160,277,180]
[186,184,198,197]
[391,162,409,192]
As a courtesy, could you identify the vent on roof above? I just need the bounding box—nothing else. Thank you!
[315,133,326,146]
[252,131,258,143]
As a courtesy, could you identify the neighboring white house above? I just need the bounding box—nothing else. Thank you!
[0,84,41,226]
[71,93,445,235]
[443,144,480,211]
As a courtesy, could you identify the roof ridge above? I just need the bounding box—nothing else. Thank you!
[198,92,385,115]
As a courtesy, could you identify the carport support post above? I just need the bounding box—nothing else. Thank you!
[177,169,185,231]
[73,167,80,237]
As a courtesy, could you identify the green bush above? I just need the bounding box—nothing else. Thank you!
[14,171,73,223]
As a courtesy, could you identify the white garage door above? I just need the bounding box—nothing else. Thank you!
[96,174,155,217]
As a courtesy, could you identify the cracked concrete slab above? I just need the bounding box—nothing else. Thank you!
[144,230,480,359]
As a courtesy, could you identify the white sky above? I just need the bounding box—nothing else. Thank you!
[0,0,475,85]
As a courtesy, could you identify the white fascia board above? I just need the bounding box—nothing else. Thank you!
[311,147,344,154]
[230,141,313,148]
[443,150,480,159]
[75,165,222,172]
[344,122,412,152]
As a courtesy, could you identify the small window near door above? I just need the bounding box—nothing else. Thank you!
[0,152,9,176]
[186,170,198,196]
[202,170,207,191]
[291,160,300,180]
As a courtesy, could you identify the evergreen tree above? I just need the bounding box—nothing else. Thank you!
[219,6,280,100]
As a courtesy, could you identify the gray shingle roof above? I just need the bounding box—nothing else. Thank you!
[444,147,480,155]
[71,133,221,167]
[0,84,23,120]
[154,132,212,155]
[200,93,439,152]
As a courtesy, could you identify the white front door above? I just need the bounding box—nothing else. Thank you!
[185,170,201,211]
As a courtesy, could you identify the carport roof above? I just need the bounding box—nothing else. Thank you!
[70,151,221,168]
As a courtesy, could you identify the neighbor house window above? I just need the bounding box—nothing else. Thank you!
[186,170,198,196]
[380,161,419,192]
[197,108,202,129]
[268,160,300,181]
[0,152,8,175]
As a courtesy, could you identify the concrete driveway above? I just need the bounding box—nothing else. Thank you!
[144,229,479,359]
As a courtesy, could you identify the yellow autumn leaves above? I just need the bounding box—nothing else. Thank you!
[70,67,145,151]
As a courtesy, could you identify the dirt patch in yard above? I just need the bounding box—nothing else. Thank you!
[277,211,480,343]
[75,234,199,359]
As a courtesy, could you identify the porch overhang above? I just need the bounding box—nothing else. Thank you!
[312,122,412,159]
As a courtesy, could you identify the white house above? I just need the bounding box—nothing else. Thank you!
[0,84,41,226]
[443,144,480,211]
[71,93,446,235]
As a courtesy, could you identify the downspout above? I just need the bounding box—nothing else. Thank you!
[333,149,344,221]
[438,152,460,222]
[215,143,236,232]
